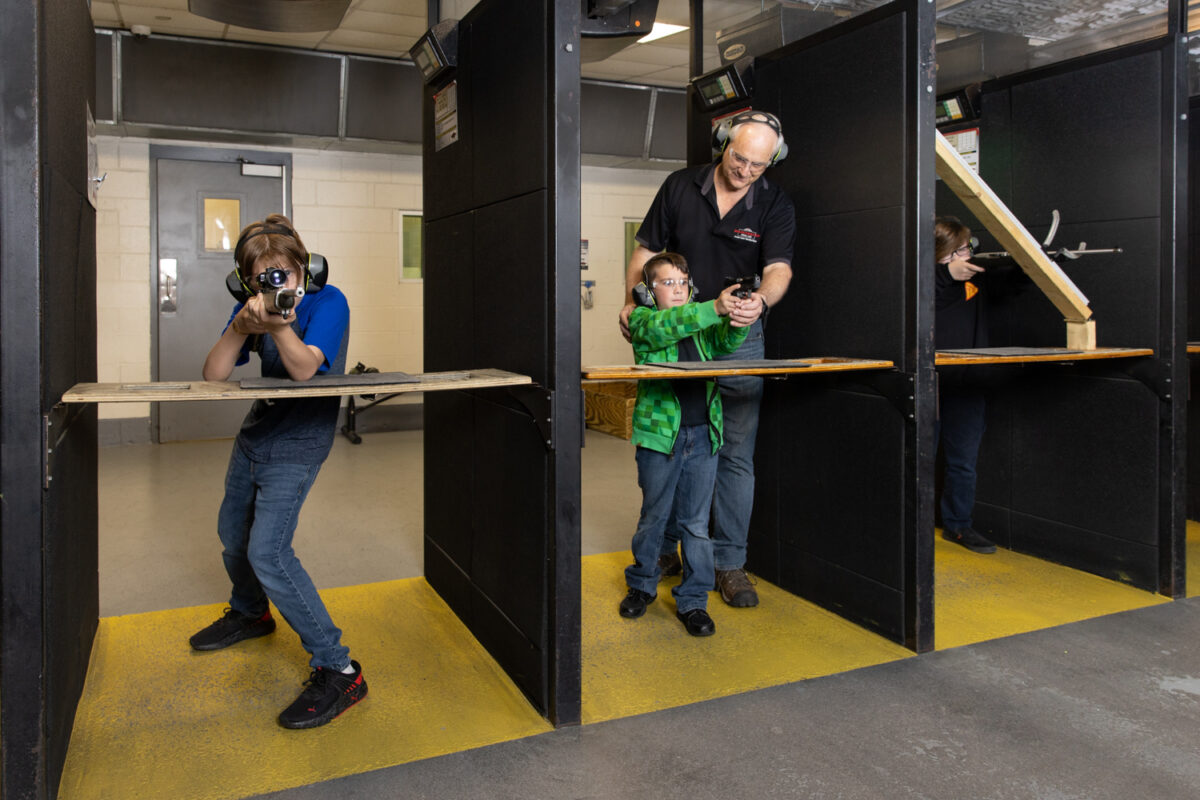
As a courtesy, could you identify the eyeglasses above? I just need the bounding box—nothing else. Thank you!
[653,278,692,289]
[953,244,973,257]
[728,150,769,173]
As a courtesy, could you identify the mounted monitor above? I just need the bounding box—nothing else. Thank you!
[935,86,979,128]
[691,57,755,112]
[410,19,459,86]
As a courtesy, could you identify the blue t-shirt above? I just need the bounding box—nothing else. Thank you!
[224,284,350,465]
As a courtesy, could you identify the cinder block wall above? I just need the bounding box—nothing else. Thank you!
[94,138,669,431]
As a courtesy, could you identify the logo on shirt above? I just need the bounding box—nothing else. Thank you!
[732,227,761,243]
[964,282,979,301]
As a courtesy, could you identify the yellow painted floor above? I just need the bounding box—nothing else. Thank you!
[61,543,1179,799]
[59,578,551,800]
[1188,520,1200,597]
[934,530,1171,650]
[581,551,913,724]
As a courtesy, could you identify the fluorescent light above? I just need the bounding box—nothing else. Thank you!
[638,22,688,44]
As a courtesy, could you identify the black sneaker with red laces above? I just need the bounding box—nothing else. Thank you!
[189,608,276,651]
[277,660,368,729]
[942,527,997,554]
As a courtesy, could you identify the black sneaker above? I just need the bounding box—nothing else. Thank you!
[942,527,997,554]
[278,660,368,729]
[657,550,682,579]
[189,608,276,651]
[619,588,656,618]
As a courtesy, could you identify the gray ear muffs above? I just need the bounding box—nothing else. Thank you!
[304,253,328,292]
[632,282,655,308]
[711,109,788,164]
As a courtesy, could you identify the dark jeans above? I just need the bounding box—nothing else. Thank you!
[217,444,350,670]
[661,320,764,571]
[937,391,987,531]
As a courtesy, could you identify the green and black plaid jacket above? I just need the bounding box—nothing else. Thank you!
[628,300,748,455]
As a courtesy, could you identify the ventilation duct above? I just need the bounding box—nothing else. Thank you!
[189,0,352,33]
[580,0,659,64]
[716,3,845,64]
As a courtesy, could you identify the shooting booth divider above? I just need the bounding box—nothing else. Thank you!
[419,0,582,725]
[0,1,99,796]
[1187,91,1200,524]
[689,0,940,651]
[936,35,1187,598]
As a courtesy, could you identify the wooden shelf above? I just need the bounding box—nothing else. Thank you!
[935,347,1152,366]
[582,357,895,381]
[61,368,531,404]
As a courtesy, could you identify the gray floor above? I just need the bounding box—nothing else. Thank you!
[250,598,1200,800]
[98,428,638,616]
[100,430,1200,799]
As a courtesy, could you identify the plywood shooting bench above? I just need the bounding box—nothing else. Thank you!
[60,368,532,405]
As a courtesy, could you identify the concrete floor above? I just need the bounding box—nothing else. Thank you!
[251,597,1200,800]
[95,427,1200,799]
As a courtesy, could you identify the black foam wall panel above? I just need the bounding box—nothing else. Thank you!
[936,38,1184,593]
[733,0,937,648]
[422,0,580,724]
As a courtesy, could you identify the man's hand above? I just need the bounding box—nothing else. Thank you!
[727,291,765,328]
[948,257,985,282]
[618,302,636,342]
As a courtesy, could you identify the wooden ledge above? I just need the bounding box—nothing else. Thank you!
[582,357,895,381]
[61,368,531,404]
[936,347,1152,366]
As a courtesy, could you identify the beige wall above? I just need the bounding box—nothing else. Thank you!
[94,137,669,421]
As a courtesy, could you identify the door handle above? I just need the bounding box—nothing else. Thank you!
[159,258,178,314]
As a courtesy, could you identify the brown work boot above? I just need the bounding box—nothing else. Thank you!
[657,550,682,580]
[715,568,758,607]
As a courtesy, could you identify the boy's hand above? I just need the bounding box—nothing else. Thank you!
[233,293,295,335]
[714,284,742,318]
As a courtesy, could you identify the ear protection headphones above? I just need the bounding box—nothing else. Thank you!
[711,109,788,165]
[224,223,329,303]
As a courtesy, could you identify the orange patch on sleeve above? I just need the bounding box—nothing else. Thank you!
[964,282,979,301]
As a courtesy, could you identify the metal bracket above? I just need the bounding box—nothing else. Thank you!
[42,402,81,490]
[1116,357,1174,401]
[507,385,555,451]
[844,370,916,420]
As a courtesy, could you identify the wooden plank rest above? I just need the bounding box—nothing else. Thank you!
[60,368,531,404]
[935,131,1096,349]
[1187,342,1200,354]
[936,347,1152,366]
[582,357,894,381]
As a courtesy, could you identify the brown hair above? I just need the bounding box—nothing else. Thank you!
[643,251,689,284]
[234,213,308,277]
[934,215,971,264]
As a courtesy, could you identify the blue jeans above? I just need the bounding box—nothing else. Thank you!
[217,444,350,670]
[937,391,986,531]
[626,426,718,613]
[662,321,764,570]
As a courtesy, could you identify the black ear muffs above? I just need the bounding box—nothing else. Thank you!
[225,269,253,303]
[305,253,328,292]
[711,109,788,165]
[632,282,656,308]
[225,254,328,303]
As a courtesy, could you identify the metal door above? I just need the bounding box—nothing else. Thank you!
[153,154,287,442]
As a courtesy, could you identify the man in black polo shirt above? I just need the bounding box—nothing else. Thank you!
[619,110,796,608]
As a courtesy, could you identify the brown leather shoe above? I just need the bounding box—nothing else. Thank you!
[715,568,759,607]
[657,550,682,579]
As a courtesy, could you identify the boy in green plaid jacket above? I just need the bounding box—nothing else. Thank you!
[618,252,750,636]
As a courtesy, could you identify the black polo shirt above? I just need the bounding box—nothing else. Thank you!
[636,161,796,302]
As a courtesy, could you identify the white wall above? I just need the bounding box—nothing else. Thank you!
[94,138,671,421]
